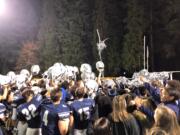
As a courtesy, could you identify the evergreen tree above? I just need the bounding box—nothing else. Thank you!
[93,0,126,76]
[104,0,127,75]
[121,0,145,72]
[147,0,180,70]
[37,0,60,70]
[55,0,93,67]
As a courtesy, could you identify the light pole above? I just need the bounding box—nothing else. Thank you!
[0,0,6,16]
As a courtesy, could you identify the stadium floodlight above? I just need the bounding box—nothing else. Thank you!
[0,0,6,16]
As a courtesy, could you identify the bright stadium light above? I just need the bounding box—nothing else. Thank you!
[0,0,6,16]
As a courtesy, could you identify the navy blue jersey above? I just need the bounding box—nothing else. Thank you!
[41,101,71,135]
[0,103,6,115]
[0,103,6,126]
[17,94,43,128]
[70,98,95,129]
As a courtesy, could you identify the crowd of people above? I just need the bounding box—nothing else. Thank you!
[0,64,179,135]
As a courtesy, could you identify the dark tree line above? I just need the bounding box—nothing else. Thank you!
[0,0,180,77]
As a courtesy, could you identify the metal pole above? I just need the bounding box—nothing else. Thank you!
[147,46,149,71]
[144,36,146,69]
[170,72,173,80]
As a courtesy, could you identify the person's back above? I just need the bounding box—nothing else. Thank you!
[41,100,57,135]
[17,89,43,135]
[110,114,140,135]
[41,89,73,135]
[71,98,95,130]
[17,94,42,129]
[110,95,140,135]
[70,87,95,135]
[95,93,112,117]
[41,100,71,135]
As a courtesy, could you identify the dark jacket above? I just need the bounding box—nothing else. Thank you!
[109,115,140,135]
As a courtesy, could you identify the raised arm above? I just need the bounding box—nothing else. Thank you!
[0,85,9,101]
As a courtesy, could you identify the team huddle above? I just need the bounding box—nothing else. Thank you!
[0,63,98,135]
[0,63,179,135]
[0,82,96,135]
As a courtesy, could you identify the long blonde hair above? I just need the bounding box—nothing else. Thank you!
[154,105,180,135]
[149,127,168,135]
[111,95,132,122]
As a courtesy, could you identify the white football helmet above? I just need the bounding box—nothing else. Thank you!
[31,65,40,75]
[96,61,104,72]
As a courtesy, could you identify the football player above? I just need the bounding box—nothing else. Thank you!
[17,87,43,135]
[70,87,95,135]
[41,88,73,135]
[0,103,6,135]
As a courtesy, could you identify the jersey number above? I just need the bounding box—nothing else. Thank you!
[21,104,37,120]
[42,110,49,126]
[78,107,90,121]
